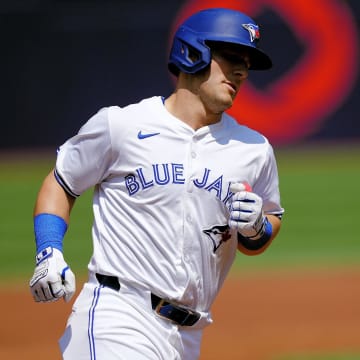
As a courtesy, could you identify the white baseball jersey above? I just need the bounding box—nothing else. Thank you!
[56,96,283,315]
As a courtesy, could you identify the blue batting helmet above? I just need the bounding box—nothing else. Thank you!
[168,8,272,75]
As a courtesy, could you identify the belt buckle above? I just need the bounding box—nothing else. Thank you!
[154,298,176,322]
[154,298,200,326]
[154,298,167,314]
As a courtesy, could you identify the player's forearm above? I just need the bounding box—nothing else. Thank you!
[30,170,77,303]
[34,169,75,223]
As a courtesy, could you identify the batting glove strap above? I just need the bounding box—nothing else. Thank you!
[35,246,54,265]
[248,215,271,240]
[237,217,273,251]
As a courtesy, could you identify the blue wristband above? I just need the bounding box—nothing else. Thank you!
[260,217,273,240]
[34,213,67,253]
[237,218,273,251]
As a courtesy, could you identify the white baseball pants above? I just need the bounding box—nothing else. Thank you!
[59,275,205,360]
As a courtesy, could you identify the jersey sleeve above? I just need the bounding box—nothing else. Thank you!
[55,107,113,196]
[254,143,284,216]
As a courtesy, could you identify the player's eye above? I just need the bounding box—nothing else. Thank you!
[212,49,250,69]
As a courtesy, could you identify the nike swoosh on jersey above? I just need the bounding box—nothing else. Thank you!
[137,131,160,139]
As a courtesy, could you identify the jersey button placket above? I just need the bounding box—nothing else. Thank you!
[186,137,197,193]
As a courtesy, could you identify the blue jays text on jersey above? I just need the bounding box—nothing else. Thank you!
[125,163,234,206]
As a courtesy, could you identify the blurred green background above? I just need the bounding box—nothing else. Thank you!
[1,144,359,282]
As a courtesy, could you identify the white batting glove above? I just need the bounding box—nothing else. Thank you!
[29,247,75,303]
[229,183,267,239]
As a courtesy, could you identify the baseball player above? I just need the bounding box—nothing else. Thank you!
[29,8,284,360]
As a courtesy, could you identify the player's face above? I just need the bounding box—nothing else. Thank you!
[196,44,250,114]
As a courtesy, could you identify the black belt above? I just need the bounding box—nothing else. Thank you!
[95,273,200,327]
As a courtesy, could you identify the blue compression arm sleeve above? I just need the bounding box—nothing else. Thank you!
[34,213,68,253]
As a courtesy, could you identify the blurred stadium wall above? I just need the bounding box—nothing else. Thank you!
[1,0,359,148]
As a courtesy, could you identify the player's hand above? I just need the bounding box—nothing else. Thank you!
[228,183,267,239]
[29,247,75,303]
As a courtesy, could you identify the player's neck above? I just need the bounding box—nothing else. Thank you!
[165,91,222,130]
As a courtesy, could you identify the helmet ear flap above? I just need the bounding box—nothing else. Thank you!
[168,27,211,76]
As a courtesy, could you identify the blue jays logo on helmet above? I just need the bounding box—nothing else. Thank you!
[242,23,260,43]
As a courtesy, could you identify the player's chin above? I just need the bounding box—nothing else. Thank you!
[224,89,238,105]
[211,93,236,112]
[220,96,235,111]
